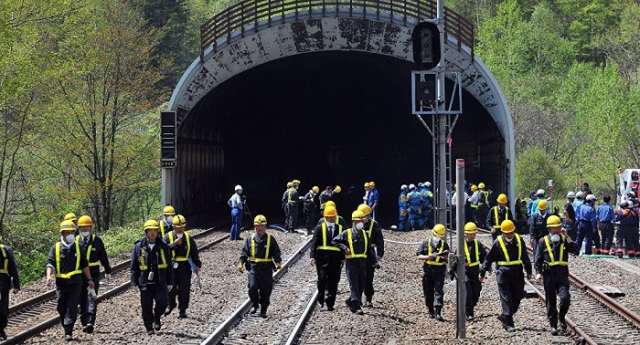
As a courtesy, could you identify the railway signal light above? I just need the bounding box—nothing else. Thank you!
[161,111,177,168]
[411,22,441,70]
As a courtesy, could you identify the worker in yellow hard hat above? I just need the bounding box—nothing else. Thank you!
[534,215,576,335]
[239,214,282,317]
[481,219,532,332]
[64,213,78,227]
[456,222,488,321]
[46,220,95,341]
[477,182,492,223]
[0,235,20,340]
[331,209,369,315]
[529,199,550,253]
[486,193,514,240]
[365,181,380,220]
[283,180,300,233]
[76,215,111,334]
[317,200,347,228]
[131,219,172,334]
[416,224,449,321]
[468,185,481,223]
[160,205,176,239]
[319,185,341,212]
[310,206,344,311]
[303,186,321,234]
[357,204,384,307]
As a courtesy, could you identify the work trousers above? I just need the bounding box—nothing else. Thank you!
[592,222,602,253]
[496,269,525,326]
[422,266,445,314]
[576,222,594,255]
[0,278,10,332]
[56,282,82,335]
[314,252,343,308]
[465,271,482,316]
[248,268,273,309]
[230,208,242,240]
[618,226,640,256]
[80,267,100,327]
[139,284,167,331]
[543,271,570,328]
[286,204,298,231]
[304,205,318,233]
[168,262,193,313]
[345,259,367,309]
[598,222,614,254]
[364,257,377,302]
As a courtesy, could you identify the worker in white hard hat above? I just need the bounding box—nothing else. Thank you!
[227,185,245,240]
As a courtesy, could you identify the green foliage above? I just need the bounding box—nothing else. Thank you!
[516,147,566,197]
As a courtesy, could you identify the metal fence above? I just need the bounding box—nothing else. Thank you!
[200,0,474,60]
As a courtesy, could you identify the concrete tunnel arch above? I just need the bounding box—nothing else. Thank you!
[164,11,514,227]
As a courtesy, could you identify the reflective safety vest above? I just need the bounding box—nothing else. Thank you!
[55,240,83,279]
[366,220,376,238]
[464,239,480,267]
[139,245,168,270]
[168,231,191,262]
[497,234,523,266]
[160,220,171,239]
[0,244,8,274]
[544,236,568,267]
[345,229,368,259]
[425,239,446,266]
[480,191,490,205]
[250,234,273,263]
[76,234,100,267]
[493,206,510,229]
[287,188,296,204]
[317,223,342,252]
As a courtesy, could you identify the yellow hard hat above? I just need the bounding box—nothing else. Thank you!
[547,215,562,228]
[163,205,176,216]
[312,186,320,194]
[497,193,508,204]
[432,224,446,237]
[287,182,293,188]
[254,214,267,225]
[324,206,337,217]
[470,184,478,192]
[357,204,372,216]
[351,210,366,221]
[538,199,548,211]
[500,220,516,233]
[325,200,336,208]
[172,214,187,227]
[64,213,77,222]
[369,181,375,188]
[464,222,477,234]
[478,182,486,189]
[77,215,93,228]
[334,185,342,194]
[144,219,160,231]
[292,179,301,186]
[60,220,76,233]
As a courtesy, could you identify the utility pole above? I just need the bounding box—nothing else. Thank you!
[455,159,466,338]
[435,0,447,226]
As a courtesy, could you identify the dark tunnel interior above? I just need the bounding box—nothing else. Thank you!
[175,51,506,228]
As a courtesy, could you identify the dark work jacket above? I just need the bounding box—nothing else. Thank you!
[317,216,347,229]
[164,231,202,268]
[0,244,20,290]
[332,228,369,260]
[130,238,172,288]
[240,233,282,270]
[534,235,576,277]
[529,212,550,242]
[482,235,532,283]
[364,219,385,261]
[416,238,449,273]
[77,234,112,274]
[310,222,344,259]
[486,206,514,232]
[461,239,487,280]
[47,240,89,287]
[616,209,639,231]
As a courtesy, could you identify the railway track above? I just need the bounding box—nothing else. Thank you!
[1,228,228,345]
[477,227,640,345]
[200,237,314,345]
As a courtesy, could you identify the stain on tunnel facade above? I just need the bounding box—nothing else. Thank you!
[166,16,514,227]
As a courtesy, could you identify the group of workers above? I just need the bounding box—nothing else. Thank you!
[398,182,435,231]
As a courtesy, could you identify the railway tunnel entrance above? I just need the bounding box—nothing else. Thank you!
[164,3,514,228]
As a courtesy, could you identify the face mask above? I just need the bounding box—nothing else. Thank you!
[503,235,513,243]
[550,234,561,243]
[326,221,335,226]
[177,233,184,239]
[355,222,364,230]
[80,231,90,238]
[64,234,75,244]
[431,237,440,246]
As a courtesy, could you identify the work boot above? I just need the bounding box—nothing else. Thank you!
[64,334,73,342]
[250,305,258,314]
[428,307,435,319]
[317,299,324,309]
[179,311,187,319]
[505,325,515,333]
[147,329,154,335]
[164,304,175,316]
[466,313,474,321]
[327,305,334,311]
[497,315,510,330]
[260,305,268,318]
[365,300,373,308]
[83,323,94,334]
[435,308,444,322]
[153,322,161,331]
[559,318,567,333]
[550,327,558,336]
[356,307,364,315]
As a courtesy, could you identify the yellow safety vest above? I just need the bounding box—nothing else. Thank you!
[544,236,568,267]
[55,241,83,279]
[287,188,296,204]
[366,220,376,238]
[425,239,446,266]
[250,234,273,263]
[497,234,523,266]
[464,239,480,267]
[345,229,368,259]
[76,234,100,267]
[493,206,510,229]
[160,221,170,239]
[0,244,9,274]
[138,245,168,270]
[168,231,191,262]
[317,223,342,252]
[480,191,490,205]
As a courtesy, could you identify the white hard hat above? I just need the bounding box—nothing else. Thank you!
[536,189,545,196]
[425,182,432,187]
[401,184,408,190]
[586,194,596,201]
[567,191,575,198]
[234,185,243,191]
[409,184,416,189]
[576,191,585,199]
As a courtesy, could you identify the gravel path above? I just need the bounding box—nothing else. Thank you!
[21,229,305,344]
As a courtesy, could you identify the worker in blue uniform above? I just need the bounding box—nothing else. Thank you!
[407,184,424,230]
[366,181,380,221]
[575,194,597,255]
[398,185,409,231]
[227,185,244,240]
